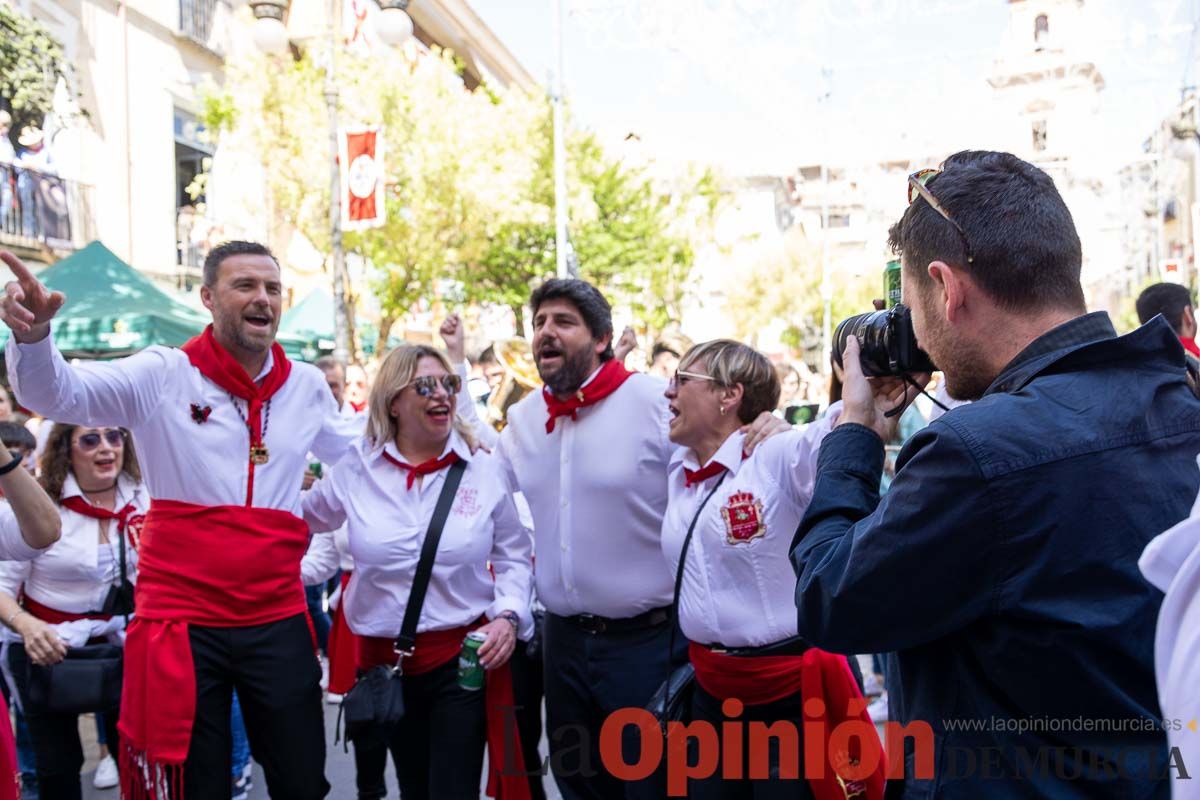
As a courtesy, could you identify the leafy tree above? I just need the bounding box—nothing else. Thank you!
[0,6,70,139]
[724,229,877,369]
[469,108,722,338]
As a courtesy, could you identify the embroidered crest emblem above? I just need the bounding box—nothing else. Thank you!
[453,487,480,518]
[190,403,212,424]
[125,514,147,551]
[720,491,766,544]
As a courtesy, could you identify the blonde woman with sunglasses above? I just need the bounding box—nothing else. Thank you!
[302,344,533,800]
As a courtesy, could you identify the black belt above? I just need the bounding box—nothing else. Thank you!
[705,635,810,658]
[557,607,671,635]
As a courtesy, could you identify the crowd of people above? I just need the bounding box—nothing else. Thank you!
[0,147,1192,800]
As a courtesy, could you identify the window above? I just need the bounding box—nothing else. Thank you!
[179,0,217,45]
[1034,14,1049,48]
[1032,120,1048,152]
[825,214,851,229]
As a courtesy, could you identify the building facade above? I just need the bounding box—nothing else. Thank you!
[1,0,531,300]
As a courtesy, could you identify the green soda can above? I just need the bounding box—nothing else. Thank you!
[885,259,902,309]
[457,631,487,691]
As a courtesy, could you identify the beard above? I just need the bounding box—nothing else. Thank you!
[917,297,995,401]
[539,342,595,397]
[213,307,274,356]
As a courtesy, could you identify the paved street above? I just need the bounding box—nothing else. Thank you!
[78,696,563,799]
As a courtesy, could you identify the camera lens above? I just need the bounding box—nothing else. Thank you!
[833,310,894,377]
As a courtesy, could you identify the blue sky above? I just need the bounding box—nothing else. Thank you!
[473,0,1200,175]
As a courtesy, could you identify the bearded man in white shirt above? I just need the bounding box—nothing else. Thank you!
[0,242,359,798]
[452,278,786,800]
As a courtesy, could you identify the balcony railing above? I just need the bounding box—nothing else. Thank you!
[0,164,96,252]
[179,0,217,46]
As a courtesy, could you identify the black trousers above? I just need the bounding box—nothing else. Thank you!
[184,613,329,799]
[689,684,815,800]
[7,642,120,800]
[543,612,687,800]
[352,657,486,800]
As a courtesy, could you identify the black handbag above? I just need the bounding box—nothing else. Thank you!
[341,459,466,744]
[26,642,124,714]
[25,519,134,714]
[647,474,727,729]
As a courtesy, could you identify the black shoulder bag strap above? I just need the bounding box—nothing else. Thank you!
[393,458,467,658]
[663,473,727,709]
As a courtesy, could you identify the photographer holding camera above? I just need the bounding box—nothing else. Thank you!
[791,150,1200,798]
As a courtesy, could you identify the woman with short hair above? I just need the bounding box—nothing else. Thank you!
[303,344,533,800]
[662,339,884,799]
[0,424,145,800]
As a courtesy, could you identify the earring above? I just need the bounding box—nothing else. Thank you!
[719,406,727,416]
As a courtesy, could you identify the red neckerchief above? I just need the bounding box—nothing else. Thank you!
[683,449,748,488]
[543,359,634,433]
[181,325,291,461]
[1182,336,1200,358]
[382,449,460,490]
[61,495,138,548]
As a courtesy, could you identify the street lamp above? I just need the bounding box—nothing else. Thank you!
[250,0,413,363]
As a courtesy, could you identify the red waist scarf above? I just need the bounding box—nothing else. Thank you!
[118,499,311,799]
[689,644,885,800]
[357,620,530,800]
[22,595,113,624]
[543,359,634,433]
[326,571,358,695]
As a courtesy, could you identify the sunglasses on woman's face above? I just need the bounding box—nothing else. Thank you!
[75,429,123,451]
[402,374,462,398]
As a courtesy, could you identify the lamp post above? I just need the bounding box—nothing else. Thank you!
[250,0,412,363]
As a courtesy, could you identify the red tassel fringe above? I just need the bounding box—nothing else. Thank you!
[120,742,184,800]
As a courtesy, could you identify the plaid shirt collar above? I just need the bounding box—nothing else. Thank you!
[984,311,1116,396]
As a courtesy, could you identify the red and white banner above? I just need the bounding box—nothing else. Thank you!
[339,127,386,230]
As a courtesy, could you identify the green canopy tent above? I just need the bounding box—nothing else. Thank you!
[280,288,402,358]
[0,242,314,360]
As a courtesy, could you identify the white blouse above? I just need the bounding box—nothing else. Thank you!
[662,408,838,648]
[302,430,534,640]
[0,474,147,615]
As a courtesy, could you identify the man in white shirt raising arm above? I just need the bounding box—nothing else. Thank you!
[0,243,359,799]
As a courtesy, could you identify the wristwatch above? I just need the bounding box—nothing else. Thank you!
[498,610,519,630]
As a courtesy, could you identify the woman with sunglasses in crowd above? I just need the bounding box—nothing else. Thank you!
[0,424,145,799]
[302,344,533,800]
[661,340,884,799]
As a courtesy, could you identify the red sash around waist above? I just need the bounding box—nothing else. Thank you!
[119,499,311,799]
[358,620,531,800]
[22,595,113,624]
[326,571,358,695]
[689,643,885,800]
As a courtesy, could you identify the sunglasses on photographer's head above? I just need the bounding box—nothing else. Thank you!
[907,168,975,266]
[74,429,124,451]
[402,374,462,398]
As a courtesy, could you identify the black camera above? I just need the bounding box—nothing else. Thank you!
[832,304,936,377]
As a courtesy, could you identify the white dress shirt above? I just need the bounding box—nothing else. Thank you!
[0,474,147,615]
[302,430,534,640]
[300,404,364,585]
[6,333,361,514]
[1139,456,1200,800]
[456,364,674,619]
[662,408,837,648]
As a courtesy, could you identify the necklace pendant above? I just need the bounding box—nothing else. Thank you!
[250,445,270,465]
